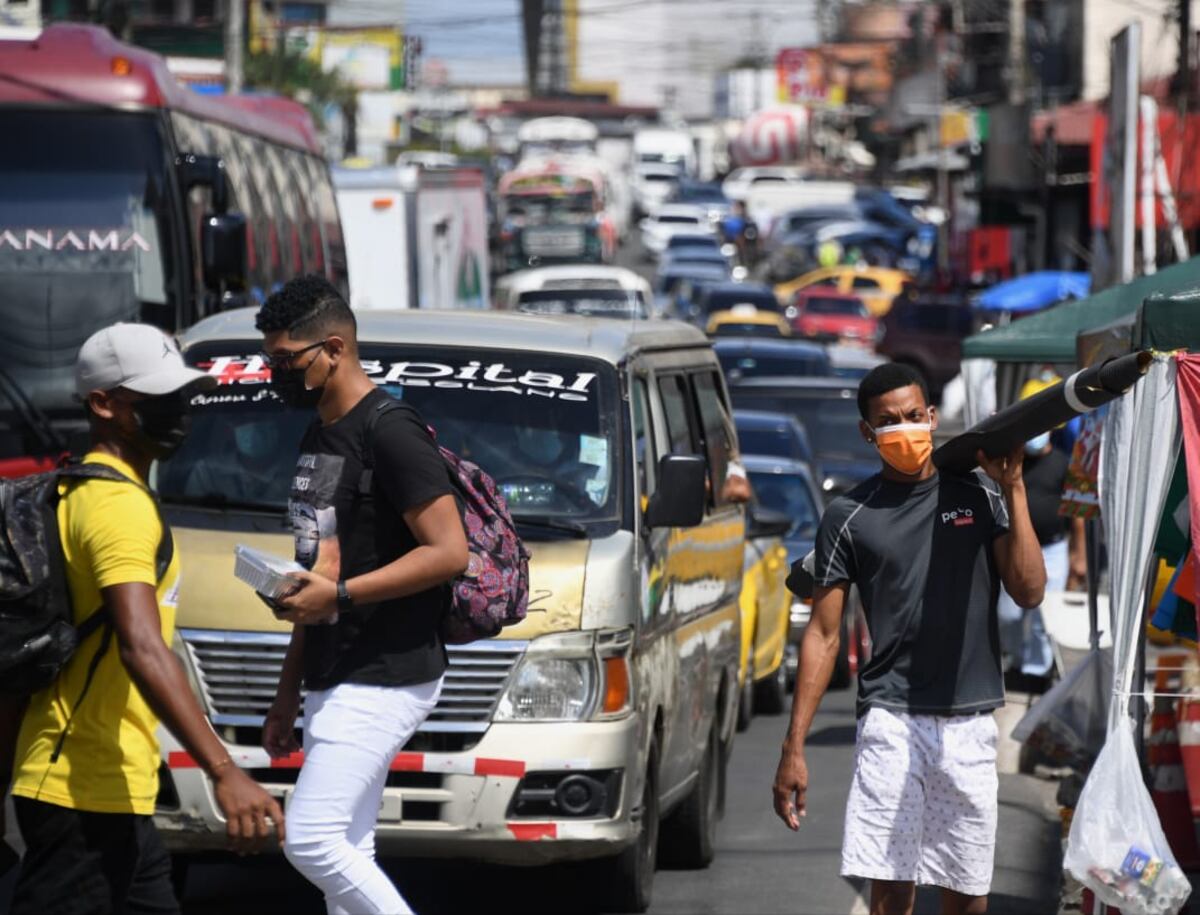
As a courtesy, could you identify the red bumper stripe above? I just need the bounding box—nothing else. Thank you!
[269,752,305,769]
[507,822,557,841]
[168,751,199,768]
[475,757,526,778]
[389,753,426,772]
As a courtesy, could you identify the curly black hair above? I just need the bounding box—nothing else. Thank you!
[856,363,929,420]
[255,274,356,339]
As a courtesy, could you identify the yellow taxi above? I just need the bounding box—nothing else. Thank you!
[735,505,793,729]
[706,305,792,339]
[774,265,912,317]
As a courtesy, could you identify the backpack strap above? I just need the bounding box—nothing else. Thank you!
[357,397,406,496]
[47,462,175,764]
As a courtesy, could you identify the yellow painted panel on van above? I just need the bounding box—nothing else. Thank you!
[500,540,590,639]
[174,527,589,640]
[174,526,295,633]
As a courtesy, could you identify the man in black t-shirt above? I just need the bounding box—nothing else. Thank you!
[256,276,468,914]
[997,429,1088,679]
[772,364,1046,915]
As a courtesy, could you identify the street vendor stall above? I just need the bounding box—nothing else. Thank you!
[959,284,1200,915]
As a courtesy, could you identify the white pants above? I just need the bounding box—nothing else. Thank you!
[284,678,443,915]
[998,538,1069,676]
[841,707,999,897]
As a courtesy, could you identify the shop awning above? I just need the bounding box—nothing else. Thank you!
[962,257,1200,363]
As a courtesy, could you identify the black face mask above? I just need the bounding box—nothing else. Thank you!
[271,367,324,409]
[130,391,191,460]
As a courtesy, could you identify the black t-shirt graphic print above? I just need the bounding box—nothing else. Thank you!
[290,388,455,691]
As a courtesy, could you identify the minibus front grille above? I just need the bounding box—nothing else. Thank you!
[178,629,526,738]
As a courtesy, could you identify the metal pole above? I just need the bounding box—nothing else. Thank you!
[1086,519,1101,651]
[225,0,244,94]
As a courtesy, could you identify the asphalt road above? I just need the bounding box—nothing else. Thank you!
[154,688,1061,915]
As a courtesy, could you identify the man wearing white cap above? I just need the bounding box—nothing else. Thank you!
[0,323,285,914]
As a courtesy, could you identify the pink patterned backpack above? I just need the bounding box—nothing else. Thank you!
[364,398,530,643]
[433,435,531,643]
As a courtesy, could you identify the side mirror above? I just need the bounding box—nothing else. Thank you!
[201,212,247,291]
[645,454,706,529]
[747,503,792,540]
[177,153,230,214]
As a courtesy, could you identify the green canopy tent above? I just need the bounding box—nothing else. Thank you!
[962,256,1200,364]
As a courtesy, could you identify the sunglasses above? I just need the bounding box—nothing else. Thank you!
[259,339,327,372]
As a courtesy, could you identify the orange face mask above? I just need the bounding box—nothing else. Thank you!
[872,421,933,476]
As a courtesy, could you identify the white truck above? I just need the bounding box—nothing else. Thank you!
[333,164,490,311]
[632,128,695,176]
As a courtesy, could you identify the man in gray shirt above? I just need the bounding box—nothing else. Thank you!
[772,363,1045,915]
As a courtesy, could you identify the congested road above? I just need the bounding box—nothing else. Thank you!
[139,689,1058,915]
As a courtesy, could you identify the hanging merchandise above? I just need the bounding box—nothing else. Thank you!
[1148,558,1198,646]
[1064,720,1193,915]
[1174,354,1200,613]
[1064,355,1189,914]
[1151,460,1189,562]
[1060,405,1108,520]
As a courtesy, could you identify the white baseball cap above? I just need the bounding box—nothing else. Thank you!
[75,323,218,398]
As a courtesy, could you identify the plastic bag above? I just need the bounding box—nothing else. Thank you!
[1011,646,1112,770]
[1063,718,1192,915]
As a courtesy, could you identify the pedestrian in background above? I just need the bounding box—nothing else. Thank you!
[772,363,1046,915]
[0,324,285,914]
[997,421,1086,686]
[256,276,468,915]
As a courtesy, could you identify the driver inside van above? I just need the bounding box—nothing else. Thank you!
[178,419,286,504]
[510,425,611,508]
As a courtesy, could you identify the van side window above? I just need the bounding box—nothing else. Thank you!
[658,376,696,455]
[691,371,733,507]
[633,378,656,500]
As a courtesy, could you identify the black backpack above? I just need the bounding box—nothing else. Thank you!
[0,463,173,752]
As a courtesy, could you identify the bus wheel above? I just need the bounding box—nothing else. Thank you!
[601,739,659,913]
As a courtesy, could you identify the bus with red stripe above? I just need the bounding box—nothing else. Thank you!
[0,24,347,474]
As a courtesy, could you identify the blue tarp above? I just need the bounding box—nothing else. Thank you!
[975,271,1091,313]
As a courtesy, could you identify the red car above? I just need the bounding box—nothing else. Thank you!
[788,286,879,347]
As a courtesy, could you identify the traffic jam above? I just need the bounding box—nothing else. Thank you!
[1,8,1198,915]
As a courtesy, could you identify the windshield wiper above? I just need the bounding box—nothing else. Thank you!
[0,366,69,454]
[161,491,283,514]
[512,516,589,538]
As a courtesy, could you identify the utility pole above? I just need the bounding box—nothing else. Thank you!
[1008,0,1026,106]
[225,0,244,94]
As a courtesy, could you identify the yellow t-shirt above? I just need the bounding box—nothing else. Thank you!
[11,452,180,815]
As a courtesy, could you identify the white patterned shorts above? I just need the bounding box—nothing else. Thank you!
[840,706,999,897]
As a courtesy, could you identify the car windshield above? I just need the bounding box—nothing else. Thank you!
[737,425,812,462]
[163,345,623,532]
[658,215,700,225]
[805,297,866,317]
[517,288,647,319]
[702,289,779,314]
[729,389,876,462]
[716,347,830,379]
[505,192,595,226]
[748,471,820,539]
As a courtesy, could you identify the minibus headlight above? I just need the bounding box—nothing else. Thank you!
[495,657,596,722]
